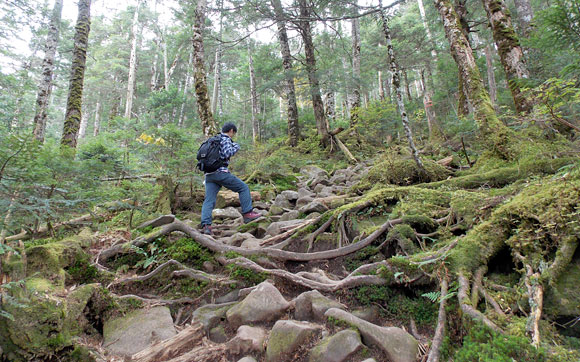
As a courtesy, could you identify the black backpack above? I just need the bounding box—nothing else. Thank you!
[196,135,224,173]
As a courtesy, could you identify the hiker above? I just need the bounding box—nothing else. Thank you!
[200,122,261,235]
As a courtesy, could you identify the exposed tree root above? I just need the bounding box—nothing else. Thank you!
[306,215,335,252]
[427,276,448,362]
[458,273,503,333]
[99,217,404,263]
[6,212,100,242]
[107,260,231,289]
[217,256,427,292]
[259,219,315,246]
[515,252,544,347]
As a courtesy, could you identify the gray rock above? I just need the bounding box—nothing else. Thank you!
[103,306,177,357]
[298,187,316,199]
[137,214,175,229]
[209,325,228,343]
[313,183,326,193]
[324,308,418,362]
[296,196,315,208]
[237,357,258,362]
[281,190,299,201]
[192,302,237,333]
[226,281,290,328]
[299,201,329,214]
[279,210,300,221]
[253,201,270,209]
[213,207,243,220]
[228,325,267,354]
[202,261,215,273]
[265,320,323,362]
[266,219,305,237]
[308,329,363,362]
[240,237,262,249]
[300,165,328,179]
[352,306,380,323]
[317,186,335,198]
[269,204,285,216]
[273,194,293,208]
[294,290,347,321]
[225,232,255,247]
[310,175,331,189]
[215,290,239,304]
[329,173,347,185]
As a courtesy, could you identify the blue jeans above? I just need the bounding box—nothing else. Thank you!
[201,171,253,226]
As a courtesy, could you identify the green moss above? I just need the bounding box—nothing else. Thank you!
[454,323,547,362]
[345,246,381,271]
[225,264,267,285]
[162,237,214,269]
[25,277,55,292]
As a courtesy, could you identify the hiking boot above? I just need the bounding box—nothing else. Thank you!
[243,211,261,224]
[202,224,213,235]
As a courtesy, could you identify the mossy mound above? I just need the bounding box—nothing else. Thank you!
[0,282,99,361]
[354,154,451,191]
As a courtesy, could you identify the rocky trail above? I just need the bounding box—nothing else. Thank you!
[3,156,579,362]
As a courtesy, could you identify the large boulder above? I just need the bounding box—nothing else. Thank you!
[300,165,329,179]
[273,194,293,209]
[265,320,323,362]
[103,306,177,357]
[324,308,418,362]
[294,290,347,321]
[308,329,363,362]
[298,200,329,214]
[217,190,261,208]
[279,210,300,221]
[281,190,299,201]
[226,281,290,328]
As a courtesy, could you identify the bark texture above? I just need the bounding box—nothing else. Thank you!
[485,45,498,108]
[124,0,141,120]
[248,42,259,144]
[297,0,329,146]
[93,101,101,136]
[434,0,514,158]
[192,0,218,137]
[513,0,534,37]
[61,0,91,149]
[482,0,533,114]
[32,0,63,143]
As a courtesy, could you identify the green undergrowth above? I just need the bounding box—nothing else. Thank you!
[225,264,268,285]
[159,237,214,269]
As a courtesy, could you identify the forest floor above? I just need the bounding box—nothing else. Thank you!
[1,134,580,362]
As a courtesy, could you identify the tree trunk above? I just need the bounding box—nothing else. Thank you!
[124,0,141,120]
[455,0,472,116]
[418,0,438,58]
[350,16,361,126]
[272,0,299,146]
[78,102,89,139]
[421,69,442,142]
[324,91,336,124]
[150,41,159,91]
[378,70,385,101]
[435,0,514,158]
[403,69,412,100]
[297,0,329,146]
[60,0,91,150]
[93,101,101,136]
[33,0,63,143]
[485,45,498,108]
[248,42,259,144]
[163,34,169,90]
[513,0,534,38]
[211,0,223,118]
[192,0,218,137]
[482,0,533,114]
[379,5,426,174]
[179,51,194,127]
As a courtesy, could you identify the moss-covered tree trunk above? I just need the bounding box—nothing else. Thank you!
[379,6,426,174]
[482,0,533,114]
[60,0,91,150]
[124,0,141,120]
[32,0,63,143]
[297,0,330,146]
[434,0,514,158]
[485,44,498,108]
[272,0,300,147]
[192,0,218,137]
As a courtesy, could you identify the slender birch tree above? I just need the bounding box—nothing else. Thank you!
[248,41,260,144]
[379,3,426,174]
[350,16,361,126]
[124,0,142,120]
[61,0,91,149]
[32,0,63,143]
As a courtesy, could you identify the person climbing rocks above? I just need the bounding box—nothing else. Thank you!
[200,122,261,235]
